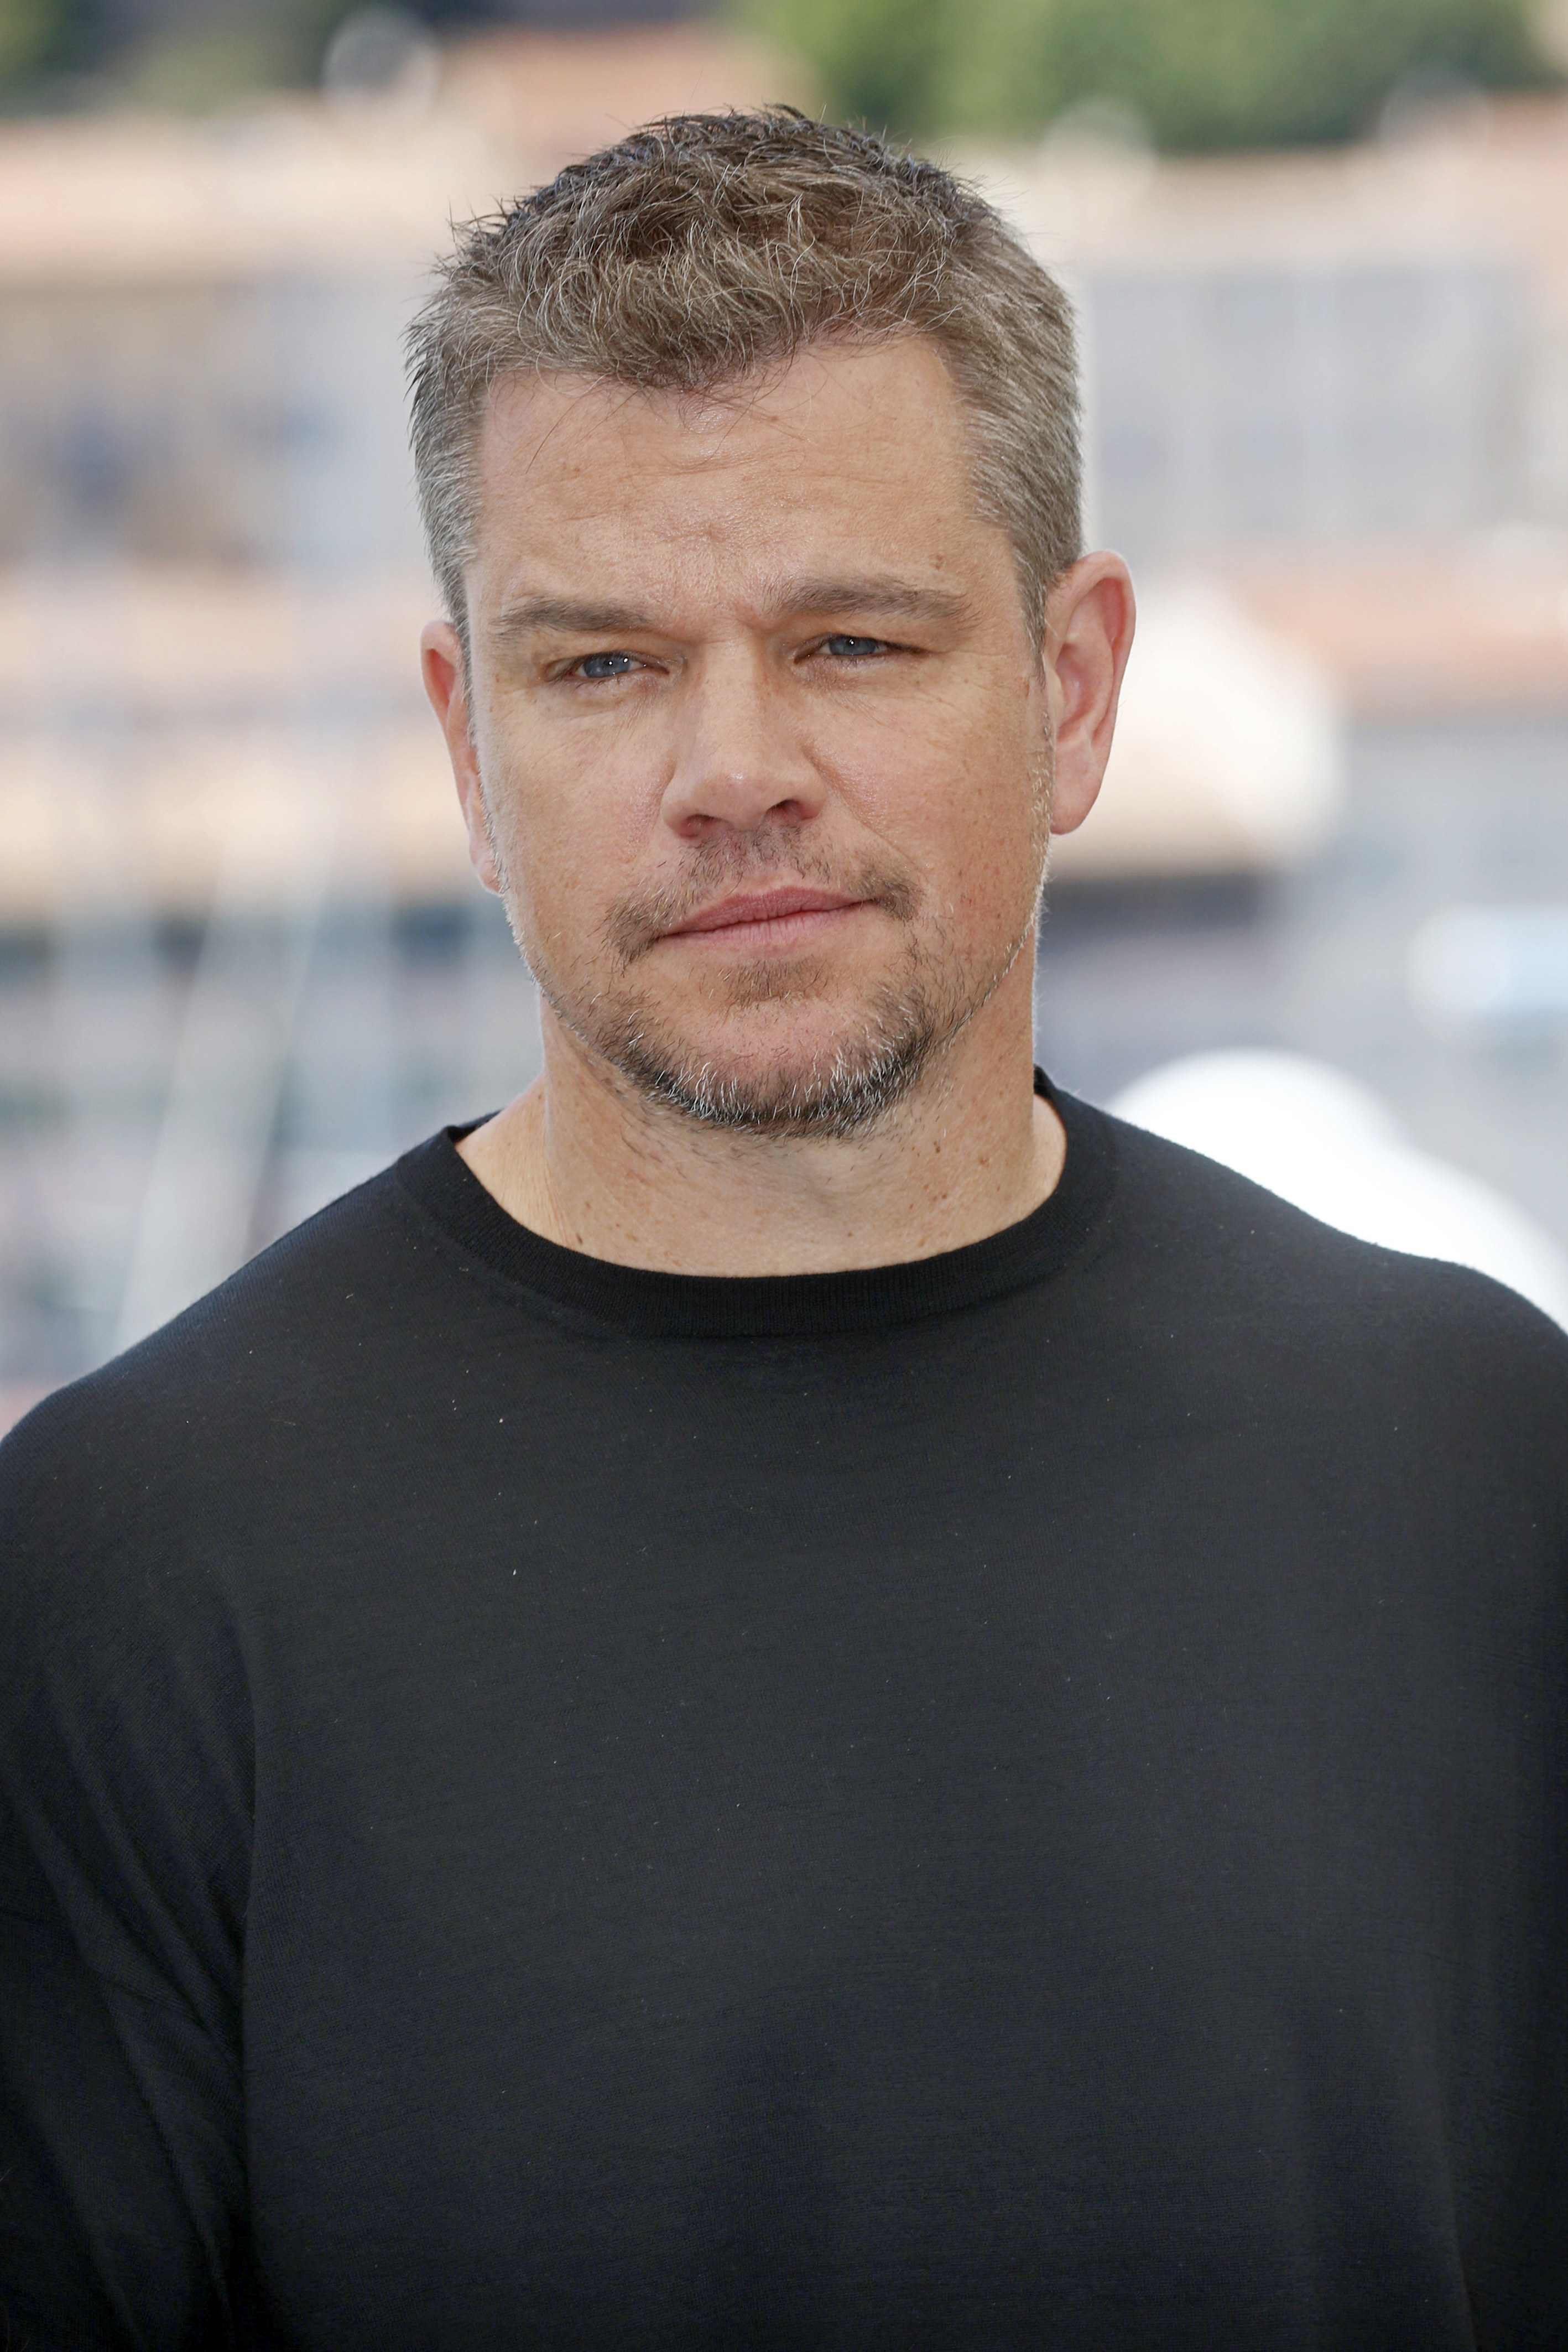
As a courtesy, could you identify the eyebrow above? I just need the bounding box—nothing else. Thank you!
[491,577,973,641]
[492,596,653,639]
[770,576,974,628]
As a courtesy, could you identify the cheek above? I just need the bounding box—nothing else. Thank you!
[820,683,1043,874]
[485,709,667,908]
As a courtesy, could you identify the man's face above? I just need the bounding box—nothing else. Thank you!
[450,337,1055,1135]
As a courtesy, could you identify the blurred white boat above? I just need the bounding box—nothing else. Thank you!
[1109,1048,1568,1329]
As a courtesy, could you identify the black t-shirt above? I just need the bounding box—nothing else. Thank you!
[2,1082,1565,2351]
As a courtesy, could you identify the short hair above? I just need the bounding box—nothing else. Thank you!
[407,108,1082,659]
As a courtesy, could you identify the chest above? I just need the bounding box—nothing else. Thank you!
[234,1428,1480,2348]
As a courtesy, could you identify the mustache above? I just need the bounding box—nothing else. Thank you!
[603,836,920,966]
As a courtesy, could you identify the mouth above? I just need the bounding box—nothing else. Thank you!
[658,886,875,951]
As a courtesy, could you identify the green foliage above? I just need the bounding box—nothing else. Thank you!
[0,0,60,85]
[119,27,301,112]
[0,3,383,110]
[736,0,1559,149]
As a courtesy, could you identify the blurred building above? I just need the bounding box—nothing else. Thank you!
[1089,253,1519,555]
[1043,108,1568,560]
[987,97,1568,710]
[0,22,808,575]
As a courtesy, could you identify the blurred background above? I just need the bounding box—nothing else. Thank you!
[4,0,1568,1427]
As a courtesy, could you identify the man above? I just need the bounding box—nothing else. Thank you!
[1,110,1563,2351]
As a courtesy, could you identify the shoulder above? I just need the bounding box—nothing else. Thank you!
[5,1133,475,1444]
[1081,1100,1568,1438]
[0,1150,460,1629]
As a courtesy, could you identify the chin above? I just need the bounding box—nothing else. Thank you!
[596,992,953,1141]
[538,912,1028,1139]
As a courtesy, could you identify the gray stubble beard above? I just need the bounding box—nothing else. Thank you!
[488,773,1051,1144]
[592,959,957,1141]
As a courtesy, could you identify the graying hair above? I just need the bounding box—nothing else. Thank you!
[406,108,1082,660]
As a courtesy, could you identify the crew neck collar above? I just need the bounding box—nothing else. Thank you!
[392,1071,1118,1340]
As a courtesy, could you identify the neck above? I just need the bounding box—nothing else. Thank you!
[456,949,1062,1277]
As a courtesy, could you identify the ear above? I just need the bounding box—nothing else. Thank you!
[1041,554,1136,838]
[421,617,502,894]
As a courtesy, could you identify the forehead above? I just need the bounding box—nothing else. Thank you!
[471,338,992,590]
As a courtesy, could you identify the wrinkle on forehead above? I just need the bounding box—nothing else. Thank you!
[482,336,961,488]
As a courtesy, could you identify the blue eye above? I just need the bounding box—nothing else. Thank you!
[577,652,639,680]
[824,634,885,659]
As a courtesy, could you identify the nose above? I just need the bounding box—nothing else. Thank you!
[659,648,827,840]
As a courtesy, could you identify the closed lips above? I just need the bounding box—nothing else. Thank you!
[664,889,868,936]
